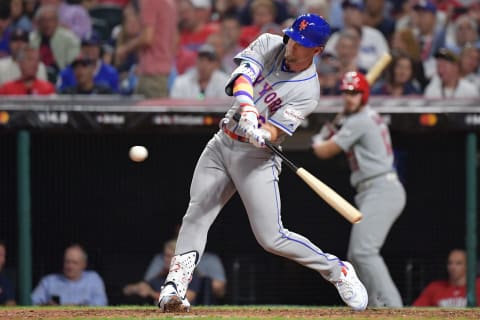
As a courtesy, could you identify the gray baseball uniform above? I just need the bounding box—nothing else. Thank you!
[175,33,344,283]
[333,105,406,307]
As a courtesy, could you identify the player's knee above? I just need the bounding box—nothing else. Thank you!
[256,237,279,255]
[347,245,379,263]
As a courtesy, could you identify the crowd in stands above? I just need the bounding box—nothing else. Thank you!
[0,0,478,98]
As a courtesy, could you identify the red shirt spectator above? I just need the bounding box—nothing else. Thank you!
[0,78,55,95]
[0,46,55,95]
[413,249,480,307]
[178,0,219,52]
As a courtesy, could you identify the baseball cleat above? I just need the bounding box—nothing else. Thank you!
[332,261,368,311]
[158,282,190,313]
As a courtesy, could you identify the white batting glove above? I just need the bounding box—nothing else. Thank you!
[238,106,259,136]
[249,128,271,148]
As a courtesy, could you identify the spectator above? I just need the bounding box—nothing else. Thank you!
[238,0,289,26]
[371,52,422,96]
[23,0,38,20]
[324,0,389,72]
[363,0,396,41]
[0,1,12,58]
[411,0,446,79]
[317,54,341,96]
[219,14,244,73]
[59,55,114,94]
[123,239,202,305]
[459,43,480,89]
[424,47,478,97]
[390,28,429,90]
[0,46,55,95]
[112,3,140,71]
[170,43,230,99]
[57,31,119,92]
[239,0,278,48]
[179,0,219,53]
[445,14,480,54]
[31,244,108,306]
[0,241,15,306]
[300,0,330,20]
[334,27,363,76]
[41,0,92,39]
[30,4,81,83]
[312,71,405,307]
[116,0,176,98]
[0,28,47,85]
[413,249,480,307]
[10,0,32,31]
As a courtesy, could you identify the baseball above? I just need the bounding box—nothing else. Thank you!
[129,145,148,162]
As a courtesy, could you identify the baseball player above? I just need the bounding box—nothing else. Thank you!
[158,14,368,312]
[311,71,406,307]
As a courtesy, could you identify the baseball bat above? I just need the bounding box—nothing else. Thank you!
[365,52,392,85]
[264,140,363,224]
[232,113,362,224]
[228,54,393,223]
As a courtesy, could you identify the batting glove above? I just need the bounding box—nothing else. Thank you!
[238,106,259,137]
[249,128,271,148]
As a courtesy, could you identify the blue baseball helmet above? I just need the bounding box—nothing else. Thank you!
[283,14,331,48]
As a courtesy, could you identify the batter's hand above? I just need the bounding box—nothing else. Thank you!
[238,106,259,136]
[249,128,271,148]
[311,122,337,145]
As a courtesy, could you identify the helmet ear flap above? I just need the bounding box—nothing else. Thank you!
[283,35,289,45]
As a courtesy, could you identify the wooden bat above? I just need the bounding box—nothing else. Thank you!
[264,140,363,224]
[230,54,394,224]
[365,52,392,85]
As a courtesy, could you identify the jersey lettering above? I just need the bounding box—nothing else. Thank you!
[254,79,283,115]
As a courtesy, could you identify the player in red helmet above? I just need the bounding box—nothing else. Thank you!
[311,71,406,307]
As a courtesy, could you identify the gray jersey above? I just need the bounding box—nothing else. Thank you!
[333,105,394,187]
[223,33,320,140]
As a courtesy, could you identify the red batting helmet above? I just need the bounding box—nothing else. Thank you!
[340,71,370,105]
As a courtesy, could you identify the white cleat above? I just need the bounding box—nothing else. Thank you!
[158,282,190,313]
[332,261,368,311]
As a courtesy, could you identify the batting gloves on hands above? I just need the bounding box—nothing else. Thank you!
[238,106,259,137]
[249,128,271,148]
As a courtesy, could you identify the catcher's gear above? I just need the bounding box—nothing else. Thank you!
[283,13,331,48]
[340,71,370,105]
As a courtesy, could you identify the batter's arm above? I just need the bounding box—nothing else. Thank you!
[312,139,342,159]
[261,122,282,143]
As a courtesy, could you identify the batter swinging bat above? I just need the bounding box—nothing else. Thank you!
[231,52,393,224]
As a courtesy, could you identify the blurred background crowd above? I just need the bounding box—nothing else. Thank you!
[0,0,478,98]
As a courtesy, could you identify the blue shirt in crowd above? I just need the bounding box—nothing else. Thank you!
[31,271,108,306]
[0,271,15,304]
[57,61,120,93]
